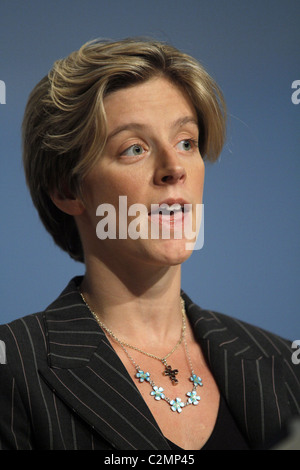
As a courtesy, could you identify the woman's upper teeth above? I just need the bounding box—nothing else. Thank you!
[159,203,182,213]
[149,202,187,215]
[167,203,182,211]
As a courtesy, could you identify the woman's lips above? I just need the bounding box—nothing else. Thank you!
[148,202,192,233]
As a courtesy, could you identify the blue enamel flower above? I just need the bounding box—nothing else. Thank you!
[170,397,185,413]
[187,390,201,405]
[151,386,165,400]
[136,370,150,383]
[190,374,203,387]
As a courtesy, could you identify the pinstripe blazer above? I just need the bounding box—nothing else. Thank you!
[0,276,299,450]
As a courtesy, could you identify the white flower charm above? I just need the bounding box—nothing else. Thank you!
[170,397,185,413]
[151,386,165,400]
[190,374,203,387]
[187,390,200,405]
[136,370,150,383]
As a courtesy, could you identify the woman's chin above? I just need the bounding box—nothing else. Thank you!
[145,237,196,266]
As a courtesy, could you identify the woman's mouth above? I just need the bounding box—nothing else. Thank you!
[148,200,192,234]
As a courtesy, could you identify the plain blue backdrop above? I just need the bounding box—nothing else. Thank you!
[0,0,299,340]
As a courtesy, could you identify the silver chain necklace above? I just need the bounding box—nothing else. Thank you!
[79,291,203,413]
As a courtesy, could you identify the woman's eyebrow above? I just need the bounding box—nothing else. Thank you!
[173,116,198,130]
[107,116,198,142]
[107,123,146,141]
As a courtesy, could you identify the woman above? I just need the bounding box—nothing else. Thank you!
[0,38,299,450]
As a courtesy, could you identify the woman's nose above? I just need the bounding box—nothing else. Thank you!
[153,147,187,186]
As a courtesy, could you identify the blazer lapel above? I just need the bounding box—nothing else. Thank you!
[38,278,169,450]
[183,292,289,449]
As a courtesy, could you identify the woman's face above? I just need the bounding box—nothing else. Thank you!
[78,76,205,268]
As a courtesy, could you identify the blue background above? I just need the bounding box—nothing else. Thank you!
[0,0,299,339]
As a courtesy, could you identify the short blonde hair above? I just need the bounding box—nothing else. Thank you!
[22,38,226,262]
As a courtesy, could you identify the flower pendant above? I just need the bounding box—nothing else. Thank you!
[151,386,165,400]
[170,397,185,413]
[136,370,150,383]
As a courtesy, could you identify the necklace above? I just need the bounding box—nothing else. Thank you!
[79,291,203,413]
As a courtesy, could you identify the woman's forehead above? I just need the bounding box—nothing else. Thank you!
[103,77,198,131]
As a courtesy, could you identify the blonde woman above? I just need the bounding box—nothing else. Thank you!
[0,38,299,450]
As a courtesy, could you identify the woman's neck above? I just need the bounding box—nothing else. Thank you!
[80,255,183,351]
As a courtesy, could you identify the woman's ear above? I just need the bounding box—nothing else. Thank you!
[50,189,85,216]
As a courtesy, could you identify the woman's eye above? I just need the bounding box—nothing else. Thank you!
[122,144,145,157]
[177,139,197,152]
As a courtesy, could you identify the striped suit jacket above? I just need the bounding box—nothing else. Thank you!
[0,276,299,450]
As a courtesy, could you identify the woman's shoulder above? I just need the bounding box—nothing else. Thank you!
[0,276,83,342]
[0,276,93,370]
[0,309,45,334]
[182,291,294,360]
[0,310,48,363]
